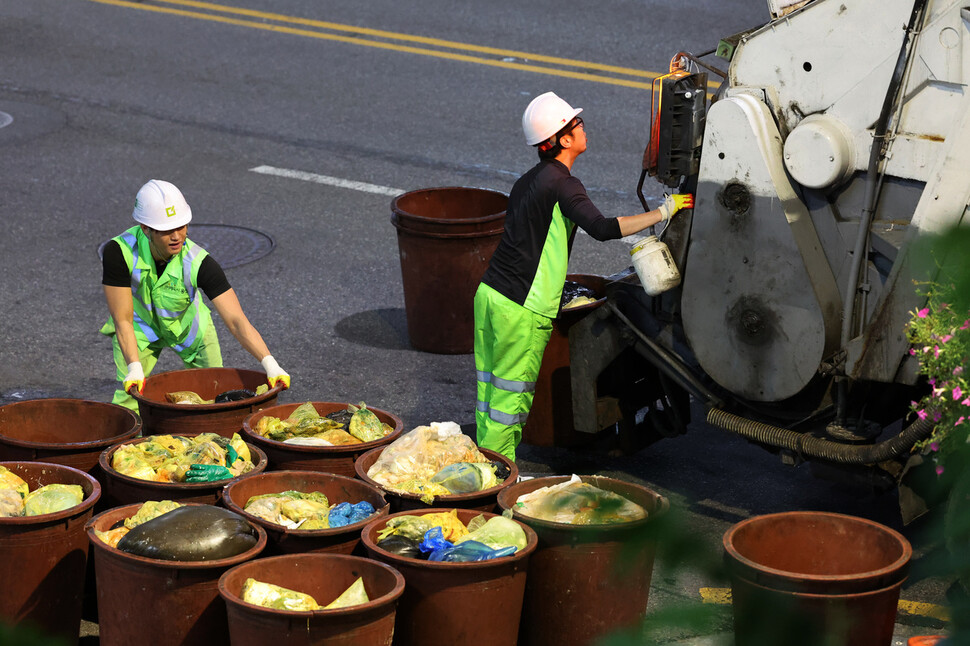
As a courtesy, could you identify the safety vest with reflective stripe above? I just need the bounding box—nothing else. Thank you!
[100,225,214,362]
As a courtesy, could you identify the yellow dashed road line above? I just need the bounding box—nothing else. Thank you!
[700,588,950,622]
[88,0,664,90]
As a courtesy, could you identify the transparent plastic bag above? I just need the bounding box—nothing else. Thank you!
[23,484,84,516]
[513,475,647,525]
[365,422,488,487]
[456,515,527,551]
[324,577,370,609]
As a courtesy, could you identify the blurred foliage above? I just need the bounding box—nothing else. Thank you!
[0,623,69,646]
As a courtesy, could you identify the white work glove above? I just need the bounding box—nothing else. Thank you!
[260,355,290,390]
[656,193,695,223]
[122,361,145,395]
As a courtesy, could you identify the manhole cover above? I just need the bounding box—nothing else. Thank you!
[97,224,275,269]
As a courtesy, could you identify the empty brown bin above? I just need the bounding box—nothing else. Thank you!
[219,553,406,646]
[391,187,507,354]
[0,399,141,474]
[723,511,912,646]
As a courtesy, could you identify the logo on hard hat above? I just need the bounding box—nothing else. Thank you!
[165,206,177,218]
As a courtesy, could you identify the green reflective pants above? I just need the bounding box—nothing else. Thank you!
[474,283,553,462]
[110,324,223,412]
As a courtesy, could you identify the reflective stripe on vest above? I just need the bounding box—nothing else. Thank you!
[114,226,210,354]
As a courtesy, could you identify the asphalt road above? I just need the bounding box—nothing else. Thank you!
[0,1,955,643]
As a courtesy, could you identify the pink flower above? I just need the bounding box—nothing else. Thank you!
[929,378,937,386]
[936,465,945,475]
[955,387,964,401]
[933,411,942,422]
[955,366,965,376]
[917,308,930,318]
[934,345,941,358]
[917,409,928,420]
[909,348,917,356]
[963,398,970,406]
[941,334,953,343]
[956,417,966,426]
[961,319,970,330]
[930,441,940,452]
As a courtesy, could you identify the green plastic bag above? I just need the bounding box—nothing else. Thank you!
[324,577,370,609]
[430,462,499,494]
[456,515,527,551]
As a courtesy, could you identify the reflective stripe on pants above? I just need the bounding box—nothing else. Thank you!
[474,283,553,462]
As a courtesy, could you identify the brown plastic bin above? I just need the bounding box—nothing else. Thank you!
[0,461,101,645]
[361,507,537,646]
[131,367,283,438]
[86,502,267,646]
[98,434,268,507]
[219,553,406,646]
[241,402,403,478]
[391,187,507,354]
[496,475,669,646]
[222,470,389,555]
[0,399,141,474]
[723,511,912,646]
[354,445,517,513]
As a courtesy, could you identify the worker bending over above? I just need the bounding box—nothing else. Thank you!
[475,92,693,461]
[101,179,289,411]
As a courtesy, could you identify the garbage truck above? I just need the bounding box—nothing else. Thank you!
[566,0,968,493]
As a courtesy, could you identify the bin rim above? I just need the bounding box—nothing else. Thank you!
[722,510,912,588]
[240,402,404,454]
[0,398,142,450]
[130,367,283,411]
[221,469,390,538]
[0,460,102,524]
[360,506,538,570]
[85,501,268,570]
[496,474,669,532]
[354,446,519,506]
[218,552,406,617]
[98,434,268,491]
[390,186,508,229]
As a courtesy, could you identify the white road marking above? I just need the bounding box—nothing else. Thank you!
[250,165,404,197]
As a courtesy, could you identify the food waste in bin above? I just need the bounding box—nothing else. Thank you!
[243,489,377,530]
[94,504,260,560]
[560,280,598,310]
[375,508,527,562]
[0,465,84,517]
[511,474,648,524]
[366,422,511,503]
[166,384,269,404]
[242,576,370,610]
[253,401,393,446]
[111,432,255,482]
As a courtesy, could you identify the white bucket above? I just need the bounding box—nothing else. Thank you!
[630,236,681,296]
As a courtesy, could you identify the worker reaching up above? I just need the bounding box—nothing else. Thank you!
[474,92,693,461]
[101,179,289,411]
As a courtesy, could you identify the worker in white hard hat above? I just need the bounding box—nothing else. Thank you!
[100,179,290,411]
[474,92,694,461]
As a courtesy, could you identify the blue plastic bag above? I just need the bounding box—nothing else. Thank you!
[418,526,453,554]
[428,539,517,562]
[328,501,376,528]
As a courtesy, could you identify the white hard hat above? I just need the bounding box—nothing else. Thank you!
[131,179,192,230]
[522,92,583,146]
